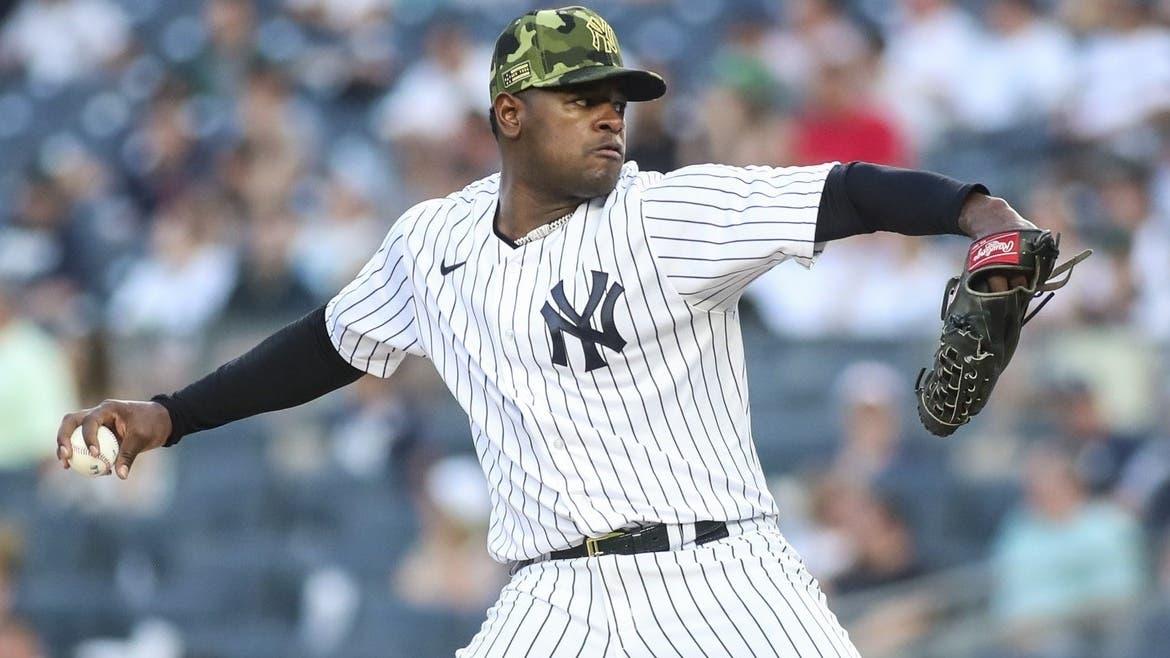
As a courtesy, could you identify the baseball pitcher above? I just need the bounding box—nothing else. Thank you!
[56,6,1088,656]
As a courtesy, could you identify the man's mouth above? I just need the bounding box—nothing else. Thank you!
[594,144,624,159]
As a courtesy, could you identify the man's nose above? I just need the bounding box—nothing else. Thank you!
[596,105,624,133]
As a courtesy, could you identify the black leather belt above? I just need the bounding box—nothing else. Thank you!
[511,520,729,573]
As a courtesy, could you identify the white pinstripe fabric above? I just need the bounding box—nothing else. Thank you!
[457,518,860,657]
[324,161,835,563]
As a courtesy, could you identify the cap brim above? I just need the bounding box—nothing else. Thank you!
[536,65,666,102]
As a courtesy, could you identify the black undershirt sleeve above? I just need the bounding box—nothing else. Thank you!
[151,304,364,446]
[814,161,989,242]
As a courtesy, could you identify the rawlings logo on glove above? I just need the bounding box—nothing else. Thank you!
[915,229,1092,437]
[968,234,1020,269]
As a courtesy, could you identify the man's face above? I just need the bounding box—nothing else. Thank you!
[513,80,628,200]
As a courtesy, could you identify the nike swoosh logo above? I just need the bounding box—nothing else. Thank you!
[440,260,466,276]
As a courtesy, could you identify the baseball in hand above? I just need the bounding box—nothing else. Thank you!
[68,425,120,477]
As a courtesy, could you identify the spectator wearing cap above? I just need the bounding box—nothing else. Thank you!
[830,361,954,562]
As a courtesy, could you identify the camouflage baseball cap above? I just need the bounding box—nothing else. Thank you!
[489,6,666,103]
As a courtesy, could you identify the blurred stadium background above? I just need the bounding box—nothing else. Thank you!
[0,0,1169,656]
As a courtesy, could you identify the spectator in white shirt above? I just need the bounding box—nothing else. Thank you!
[1,0,130,84]
[879,0,981,151]
[107,190,237,338]
[1066,0,1170,141]
[951,0,1076,133]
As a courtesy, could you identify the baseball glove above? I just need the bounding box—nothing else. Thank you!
[915,229,1091,437]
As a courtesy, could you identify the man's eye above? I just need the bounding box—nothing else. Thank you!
[614,102,627,114]
[574,98,589,107]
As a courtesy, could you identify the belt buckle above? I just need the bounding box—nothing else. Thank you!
[585,530,624,557]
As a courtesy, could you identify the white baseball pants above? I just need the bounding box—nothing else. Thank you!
[457,518,861,657]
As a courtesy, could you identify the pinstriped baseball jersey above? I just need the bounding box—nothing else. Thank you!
[325,160,836,563]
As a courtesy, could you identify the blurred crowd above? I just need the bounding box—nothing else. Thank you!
[0,0,1169,656]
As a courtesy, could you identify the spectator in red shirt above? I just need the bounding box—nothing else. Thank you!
[793,60,910,167]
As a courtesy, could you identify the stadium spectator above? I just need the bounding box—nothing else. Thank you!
[0,619,44,658]
[0,278,77,470]
[1047,379,1144,497]
[123,81,216,218]
[285,0,392,34]
[937,0,1076,199]
[0,522,44,658]
[831,361,919,484]
[1018,181,1121,327]
[323,374,421,483]
[184,0,258,99]
[771,474,858,584]
[835,488,927,593]
[393,455,505,613]
[830,360,952,559]
[224,209,315,322]
[625,63,681,173]
[285,0,397,101]
[43,147,138,298]
[373,21,491,202]
[1109,528,1170,658]
[0,169,70,284]
[952,0,1075,134]
[291,173,387,300]
[991,443,1145,649]
[792,59,909,166]
[1118,434,1170,530]
[106,189,236,338]
[746,233,957,338]
[227,63,314,217]
[760,0,871,98]
[879,0,980,150]
[832,488,934,658]
[1065,0,1170,146]
[372,21,485,142]
[699,19,791,166]
[1093,161,1170,341]
[0,0,131,84]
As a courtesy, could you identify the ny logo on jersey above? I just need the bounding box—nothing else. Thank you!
[541,271,626,372]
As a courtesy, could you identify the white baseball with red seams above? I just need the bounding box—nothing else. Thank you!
[67,425,120,477]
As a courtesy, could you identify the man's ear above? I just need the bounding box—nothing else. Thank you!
[494,92,524,140]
